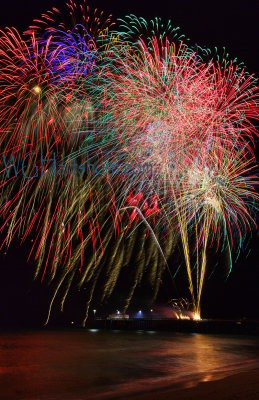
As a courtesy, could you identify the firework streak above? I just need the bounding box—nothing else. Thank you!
[0,1,258,324]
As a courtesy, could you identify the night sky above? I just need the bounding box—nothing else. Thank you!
[0,0,258,326]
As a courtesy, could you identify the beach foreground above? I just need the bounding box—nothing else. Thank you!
[1,331,259,400]
[129,368,259,400]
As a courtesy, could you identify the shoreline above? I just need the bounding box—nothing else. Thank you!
[87,359,259,400]
[124,366,259,400]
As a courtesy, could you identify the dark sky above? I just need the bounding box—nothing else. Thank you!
[0,0,258,73]
[0,0,258,325]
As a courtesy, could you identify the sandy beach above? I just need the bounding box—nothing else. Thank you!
[129,368,259,400]
[1,331,259,400]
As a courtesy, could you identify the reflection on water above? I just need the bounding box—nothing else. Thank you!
[0,330,258,399]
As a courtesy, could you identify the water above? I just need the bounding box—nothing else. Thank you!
[0,330,259,399]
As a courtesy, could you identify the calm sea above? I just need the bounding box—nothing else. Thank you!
[0,329,259,399]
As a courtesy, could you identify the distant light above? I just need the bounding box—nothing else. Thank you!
[33,85,42,94]
[93,309,96,314]
[116,310,120,314]
[150,309,153,312]
[71,321,74,325]
[193,312,201,321]
[89,329,99,332]
[138,310,142,313]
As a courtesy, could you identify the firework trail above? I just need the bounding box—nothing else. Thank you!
[0,5,258,324]
[25,0,114,38]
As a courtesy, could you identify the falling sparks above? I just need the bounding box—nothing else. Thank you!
[0,3,258,325]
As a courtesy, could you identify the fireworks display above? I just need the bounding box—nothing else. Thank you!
[0,1,258,325]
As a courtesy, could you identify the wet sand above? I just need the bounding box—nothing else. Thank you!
[129,368,259,400]
[1,331,259,400]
